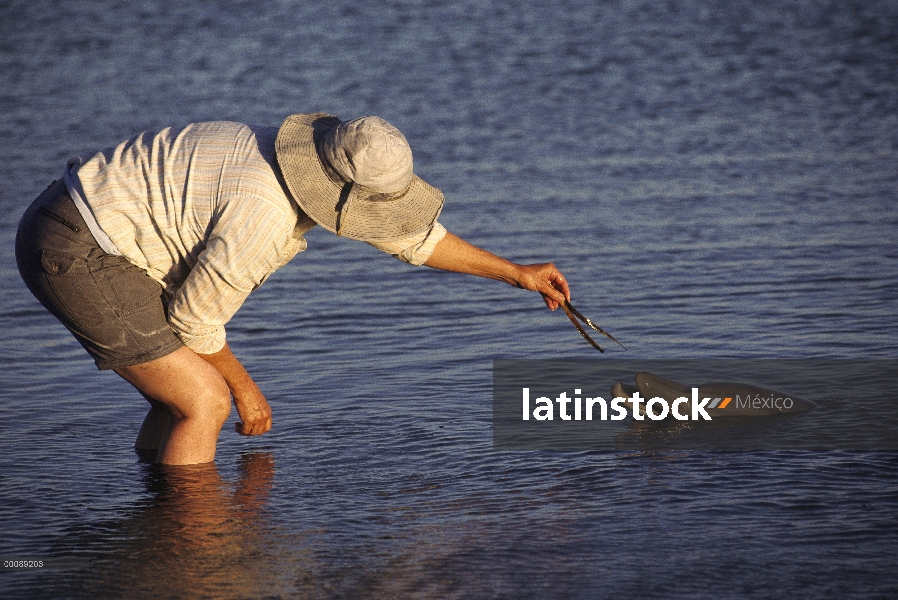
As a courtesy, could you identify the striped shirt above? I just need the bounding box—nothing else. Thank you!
[64,121,446,353]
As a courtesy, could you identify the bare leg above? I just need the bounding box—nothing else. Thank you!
[135,395,171,451]
[115,346,232,465]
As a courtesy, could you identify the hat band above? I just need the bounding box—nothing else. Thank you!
[316,142,348,186]
[334,179,416,237]
[335,183,353,237]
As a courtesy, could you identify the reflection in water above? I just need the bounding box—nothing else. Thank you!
[95,453,284,598]
[80,453,609,598]
[14,450,898,598]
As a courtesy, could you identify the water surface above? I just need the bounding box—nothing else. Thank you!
[1,0,897,597]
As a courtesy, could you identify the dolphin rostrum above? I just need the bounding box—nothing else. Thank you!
[611,371,816,419]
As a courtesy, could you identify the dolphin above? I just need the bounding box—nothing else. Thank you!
[611,371,816,419]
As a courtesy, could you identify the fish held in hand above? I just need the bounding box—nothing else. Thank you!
[561,301,628,353]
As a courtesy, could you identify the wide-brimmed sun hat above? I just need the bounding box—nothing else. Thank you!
[275,113,444,242]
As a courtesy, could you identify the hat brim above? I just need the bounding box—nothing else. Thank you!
[275,113,444,242]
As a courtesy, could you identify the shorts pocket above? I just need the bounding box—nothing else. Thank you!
[96,255,163,316]
[40,250,103,327]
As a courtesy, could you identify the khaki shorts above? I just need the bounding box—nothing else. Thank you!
[15,180,183,370]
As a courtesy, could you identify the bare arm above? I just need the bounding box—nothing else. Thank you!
[424,231,571,310]
[198,343,272,436]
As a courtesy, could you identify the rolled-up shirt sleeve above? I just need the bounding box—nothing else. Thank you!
[367,221,447,265]
[167,196,299,354]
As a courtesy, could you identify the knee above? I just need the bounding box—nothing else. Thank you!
[194,379,232,426]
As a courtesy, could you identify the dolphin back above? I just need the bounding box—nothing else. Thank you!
[634,372,690,403]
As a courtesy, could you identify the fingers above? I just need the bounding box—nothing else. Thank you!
[529,263,569,309]
[235,415,272,436]
[513,262,572,310]
[550,268,571,302]
[234,395,273,436]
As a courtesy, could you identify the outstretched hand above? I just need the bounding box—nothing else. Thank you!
[513,263,571,310]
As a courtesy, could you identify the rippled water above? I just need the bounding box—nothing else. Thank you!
[1,0,897,597]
